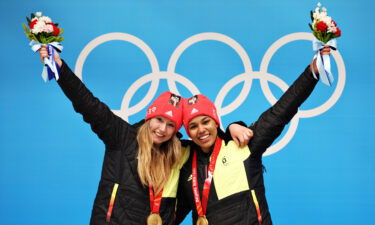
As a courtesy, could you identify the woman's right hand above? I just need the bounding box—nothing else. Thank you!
[39,45,63,67]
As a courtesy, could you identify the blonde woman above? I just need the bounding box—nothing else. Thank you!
[37,45,186,225]
[37,46,251,225]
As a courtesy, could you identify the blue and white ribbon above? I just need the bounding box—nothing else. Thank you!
[29,40,63,82]
[312,37,337,86]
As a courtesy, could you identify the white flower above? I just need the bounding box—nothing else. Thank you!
[39,16,51,24]
[322,7,327,12]
[315,13,324,21]
[317,2,322,8]
[321,16,332,24]
[328,26,337,33]
[43,24,54,33]
[327,20,337,33]
[314,13,321,20]
[31,20,45,34]
[35,12,42,17]
[313,12,318,20]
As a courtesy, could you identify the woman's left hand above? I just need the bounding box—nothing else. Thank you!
[311,46,331,74]
[228,124,254,147]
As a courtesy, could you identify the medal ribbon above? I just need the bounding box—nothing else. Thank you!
[192,137,222,216]
[149,186,163,214]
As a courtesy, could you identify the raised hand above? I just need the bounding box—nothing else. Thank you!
[228,123,254,147]
[311,45,331,74]
[39,45,62,67]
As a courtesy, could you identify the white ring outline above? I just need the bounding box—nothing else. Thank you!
[74,32,346,156]
[74,32,161,115]
[167,32,254,114]
[260,32,346,118]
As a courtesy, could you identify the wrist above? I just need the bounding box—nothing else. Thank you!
[310,59,318,74]
[56,58,62,67]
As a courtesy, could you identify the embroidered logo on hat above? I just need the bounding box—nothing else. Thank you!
[147,106,157,115]
[188,96,198,105]
[165,110,173,117]
[191,108,198,115]
[169,94,181,107]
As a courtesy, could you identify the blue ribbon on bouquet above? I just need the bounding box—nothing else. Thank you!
[29,40,63,82]
[312,37,337,86]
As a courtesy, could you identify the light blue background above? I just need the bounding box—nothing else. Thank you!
[1,0,374,224]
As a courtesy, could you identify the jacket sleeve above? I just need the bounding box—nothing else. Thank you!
[56,60,131,149]
[248,65,319,158]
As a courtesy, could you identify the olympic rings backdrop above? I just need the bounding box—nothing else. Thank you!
[1,0,374,224]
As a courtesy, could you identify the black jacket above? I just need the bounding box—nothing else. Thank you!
[57,61,186,225]
[175,66,319,225]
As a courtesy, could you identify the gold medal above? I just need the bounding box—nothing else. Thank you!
[196,216,209,225]
[147,213,162,225]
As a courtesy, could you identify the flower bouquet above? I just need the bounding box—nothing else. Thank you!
[23,12,64,81]
[308,3,341,86]
[309,3,341,44]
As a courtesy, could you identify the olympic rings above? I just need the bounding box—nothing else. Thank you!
[74,32,346,156]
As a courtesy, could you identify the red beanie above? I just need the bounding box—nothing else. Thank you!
[145,91,183,133]
[182,94,220,137]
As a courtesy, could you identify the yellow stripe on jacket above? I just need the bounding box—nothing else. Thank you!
[162,147,190,198]
[213,140,250,200]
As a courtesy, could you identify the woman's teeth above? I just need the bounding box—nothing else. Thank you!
[199,134,209,140]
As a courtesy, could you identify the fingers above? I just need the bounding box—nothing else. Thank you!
[229,124,254,147]
[240,129,253,147]
[310,46,332,73]
[246,129,254,138]
[320,46,331,55]
[39,45,49,62]
[236,129,253,147]
[237,134,245,147]
[38,45,62,67]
